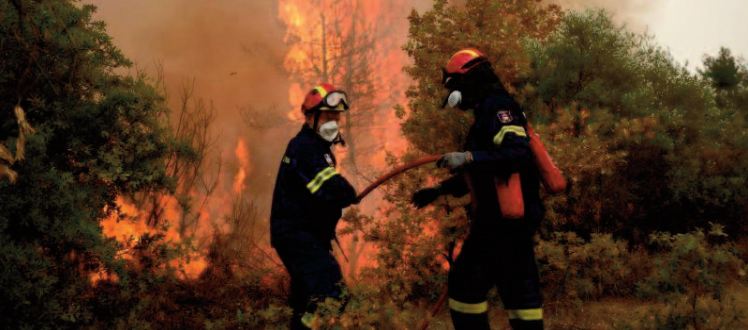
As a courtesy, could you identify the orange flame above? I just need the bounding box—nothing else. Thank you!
[101,196,150,242]
[287,83,305,121]
[98,197,208,282]
[233,138,251,194]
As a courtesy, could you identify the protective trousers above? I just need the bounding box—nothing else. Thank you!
[448,220,543,330]
[274,233,346,329]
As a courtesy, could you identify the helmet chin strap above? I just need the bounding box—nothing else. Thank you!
[312,110,321,131]
[333,132,346,146]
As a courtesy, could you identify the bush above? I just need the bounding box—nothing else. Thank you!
[624,225,746,329]
[637,225,745,300]
[537,232,647,305]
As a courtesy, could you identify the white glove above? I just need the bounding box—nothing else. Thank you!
[437,152,473,170]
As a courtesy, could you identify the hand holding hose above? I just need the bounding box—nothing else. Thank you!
[411,186,442,208]
[436,151,473,172]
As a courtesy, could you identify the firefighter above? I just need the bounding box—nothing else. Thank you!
[270,83,358,329]
[411,49,545,330]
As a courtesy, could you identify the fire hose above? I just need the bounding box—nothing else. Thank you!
[355,154,442,202]
[352,154,447,329]
[335,155,440,264]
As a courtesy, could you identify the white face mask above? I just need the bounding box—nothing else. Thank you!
[446,90,462,108]
[318,120,339,142]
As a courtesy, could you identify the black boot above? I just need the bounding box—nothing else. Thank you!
[450,310,490,330]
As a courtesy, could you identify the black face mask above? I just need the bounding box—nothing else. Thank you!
[441,61,501,111]
[442,74,478,110]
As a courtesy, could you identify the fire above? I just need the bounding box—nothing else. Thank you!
[100,196,181,244]
[98,196,208,281]
[233,138,250,194]
[280,1,306,28]
[96,134,270,284]
[88,1,288,286]
[287,82,305,121]
[101,196,150,242]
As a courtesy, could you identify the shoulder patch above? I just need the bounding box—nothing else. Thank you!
[324,153,335,166]
[497,110,513,124]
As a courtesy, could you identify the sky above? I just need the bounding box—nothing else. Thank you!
[648,0,748,69]
[559,0,748,70]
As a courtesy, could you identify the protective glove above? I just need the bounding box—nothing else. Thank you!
[411,186,442,209]
[436,151,473,171]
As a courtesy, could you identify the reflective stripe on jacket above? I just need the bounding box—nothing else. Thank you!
[270,125,357,246]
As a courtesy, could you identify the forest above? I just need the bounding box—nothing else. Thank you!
[1,0,747,329]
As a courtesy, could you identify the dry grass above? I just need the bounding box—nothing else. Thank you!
[418,284,748,330]
[545,284,748,330]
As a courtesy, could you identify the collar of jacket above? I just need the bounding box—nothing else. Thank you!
[476,86,518,115]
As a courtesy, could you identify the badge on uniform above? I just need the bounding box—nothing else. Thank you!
[324,153,334,166]
[497,110,513,124]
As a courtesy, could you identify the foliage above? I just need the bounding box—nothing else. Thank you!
[89,198,289,329]
[537,232,645,303]
[402,0,561,154]
[522,10,748,240]
[2,0,747,328]
[637,225,745,300]
[630,225,746,330]
[0,0,179,327]
[649,295,743,330]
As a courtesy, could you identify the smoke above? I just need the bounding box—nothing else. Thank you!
[87,0,292,214]
[547,0,668,33]
[439,0,666,33]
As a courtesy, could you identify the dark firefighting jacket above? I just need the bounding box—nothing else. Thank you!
[439,93,544,224]
[270,125,357,247]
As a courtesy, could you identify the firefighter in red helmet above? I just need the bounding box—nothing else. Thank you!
[412,48,545,330]
[270,83,358,329]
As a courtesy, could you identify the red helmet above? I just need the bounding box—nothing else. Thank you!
[444,48,487,75]
[301,83,349,115]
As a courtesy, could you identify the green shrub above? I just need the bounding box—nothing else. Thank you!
[630,226,746,329]
[637,225,745,299]
[537,232,646,304]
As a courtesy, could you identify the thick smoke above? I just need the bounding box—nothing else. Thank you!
[88,0,291,215]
